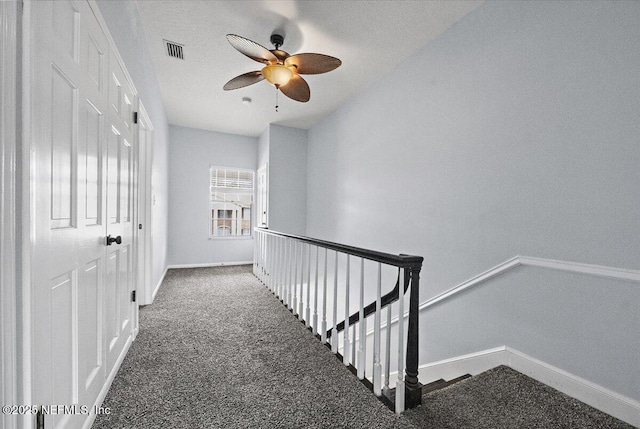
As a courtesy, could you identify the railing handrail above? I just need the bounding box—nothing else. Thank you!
[256,227,423,268]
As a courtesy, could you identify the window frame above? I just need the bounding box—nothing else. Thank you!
[209,166,255,240]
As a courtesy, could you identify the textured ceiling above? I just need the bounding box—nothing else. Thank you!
[136,1,482,137]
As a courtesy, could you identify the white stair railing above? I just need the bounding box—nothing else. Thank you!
[253,227,424,413]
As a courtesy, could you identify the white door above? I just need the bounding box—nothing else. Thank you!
[257,164,268,227]
[29,2,136,428]
[104,45,137,377]
[136,106,154,305]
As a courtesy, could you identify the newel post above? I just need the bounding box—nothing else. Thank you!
[404,264,422,408]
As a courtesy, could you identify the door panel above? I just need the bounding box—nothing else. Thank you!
[50,271,77,407]
[120,245,132,331]
[105,51,137,376]
[52,0,79,63]
[79,259,102,392]
[31,2,136,428]
[82,100,103,226]
[50,65,77,229]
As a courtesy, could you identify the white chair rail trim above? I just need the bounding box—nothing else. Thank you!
[373,255,640,335]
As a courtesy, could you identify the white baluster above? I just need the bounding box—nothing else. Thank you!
[259,232,264,283]
[299,242,305,317]
[286,239,291,308]
[257,231,262,281]
[283,238,288,306]
[306,244,311,326]
[280,237,285,300]
[357,258,366,379]
[313,246,319,335]
[276,236,281,298]
[273,235,278,294]
[321,248,328,344]
[293,241,298,315]
[278,237,285,302]
[253,230,257,276]
[373,262,382,396]
[396,269,405,414]
[267,235,273,291]
[271,235,276,293]
[383,305,391,397]
[253,231,258,277]
[282,238,287,302]
[288,240,293,308]
[351,323,356,367]
[272,235,278,295]
[263,232,267,284]
[331,251,339,353]
[343,255,350,366]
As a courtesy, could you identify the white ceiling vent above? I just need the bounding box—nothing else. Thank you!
[164,40,184,60]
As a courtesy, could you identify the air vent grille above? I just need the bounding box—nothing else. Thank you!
[164,40,184,60]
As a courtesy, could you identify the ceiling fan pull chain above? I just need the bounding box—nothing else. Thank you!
[275,87,279,112]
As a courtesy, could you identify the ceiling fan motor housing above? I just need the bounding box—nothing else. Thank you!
[270,34,285,50]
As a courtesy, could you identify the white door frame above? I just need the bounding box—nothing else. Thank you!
[1,2,19,428]
[20,1,36,427]
[257,163,269,228]
[136,102,154,306]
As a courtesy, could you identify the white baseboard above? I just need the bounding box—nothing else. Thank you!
[167,261,253,269]
[404,347,639,428]
[151,267,168,302]
[417,346,508,384]
[505,347,640,428]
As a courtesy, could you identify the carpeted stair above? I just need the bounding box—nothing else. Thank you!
[403,366,635,429]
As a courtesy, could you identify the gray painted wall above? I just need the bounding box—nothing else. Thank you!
[306,1,640,400]
[96,0,170,289]
[267,124,308,235]
[168,125,257,265]
[258,126,269,172]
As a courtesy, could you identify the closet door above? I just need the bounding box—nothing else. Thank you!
[29,1,136,428]
[104,47,137,377]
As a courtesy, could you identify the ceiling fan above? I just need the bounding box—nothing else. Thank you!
[223,33,341,104]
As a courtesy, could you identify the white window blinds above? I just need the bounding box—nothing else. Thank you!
[209,167,254,238]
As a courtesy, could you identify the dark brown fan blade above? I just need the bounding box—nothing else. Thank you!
[223,71,264,90]
[227,34,278,64]
[285,53,341,75]
[279,74,310,102]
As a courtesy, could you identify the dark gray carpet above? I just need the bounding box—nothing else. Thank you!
[92,265,413,429]
[94,265,634,428]
[403,365,635,429]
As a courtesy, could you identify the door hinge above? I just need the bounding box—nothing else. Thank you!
[133,111,138,124]
[131,290,136,302]
[36,406,45,429]
[139,223,142,230]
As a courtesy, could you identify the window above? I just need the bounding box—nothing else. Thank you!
[210,167,254,238]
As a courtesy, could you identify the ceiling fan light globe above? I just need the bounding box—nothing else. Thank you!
[262,64,294,87]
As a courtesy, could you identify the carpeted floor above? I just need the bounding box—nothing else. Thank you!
[93,265,413,429]
[94,265,635,429]
[403,366,635,429]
